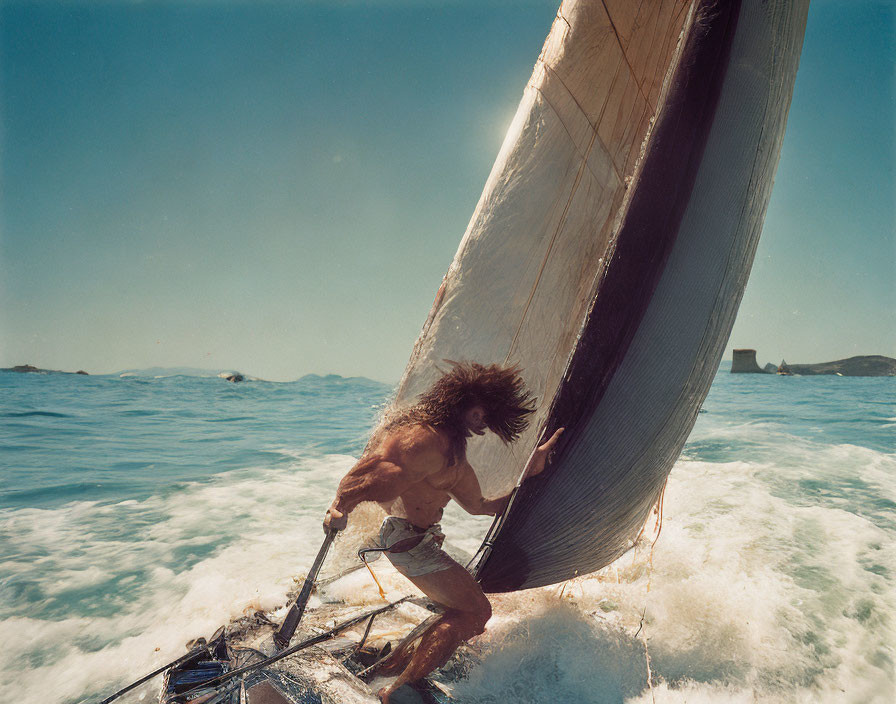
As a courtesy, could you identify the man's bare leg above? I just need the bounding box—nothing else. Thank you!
[378,560,491,703]
[375,618,431,676]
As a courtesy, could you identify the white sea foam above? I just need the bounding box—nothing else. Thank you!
[0,455,357,704]
[2,438,894,703]
[450,453,895,703]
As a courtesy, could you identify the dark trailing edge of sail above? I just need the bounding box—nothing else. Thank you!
[476,0,807,592]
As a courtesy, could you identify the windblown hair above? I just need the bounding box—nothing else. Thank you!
[385,361,536,463]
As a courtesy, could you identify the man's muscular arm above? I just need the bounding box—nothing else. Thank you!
[448,461,508,516]
[449,428,564,517]
[326,457,410,518]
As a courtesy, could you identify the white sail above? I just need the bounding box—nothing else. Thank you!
[393,0,809,591]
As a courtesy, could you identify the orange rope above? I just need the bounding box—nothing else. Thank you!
[635,478,668,704]
[363,561,388,602]
[639,479,668,702]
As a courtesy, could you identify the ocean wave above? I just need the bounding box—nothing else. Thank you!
[2,370,894,703]
[2,446,893,703]
[2,411,71,418]
[448,455,895,703]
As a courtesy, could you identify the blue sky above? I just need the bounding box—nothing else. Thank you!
[1,0,893,382]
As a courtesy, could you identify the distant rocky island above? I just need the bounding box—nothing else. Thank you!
[3,365,248,381]
[731,349,896,376]
[2,364,88,375]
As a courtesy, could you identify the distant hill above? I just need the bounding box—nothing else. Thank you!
[112,369,393,386]
[779,355,896,377]
[1,364,89,375]
[297,373,394,389]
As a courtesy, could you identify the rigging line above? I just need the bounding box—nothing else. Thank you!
[358,549,389,602]
[642,618,657,704]
[96,641,215,704]
[469,433,546,577]
[316,562,366,588]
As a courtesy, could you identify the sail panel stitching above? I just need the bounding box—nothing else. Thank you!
[600,0,652,107]
[503,125,600,365]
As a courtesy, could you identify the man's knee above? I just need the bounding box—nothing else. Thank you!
[465,597,491,636]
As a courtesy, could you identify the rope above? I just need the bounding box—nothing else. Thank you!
[634,479,667,704]
[96,641,216,704]
[356,527,430,601]
[358,547,389,602]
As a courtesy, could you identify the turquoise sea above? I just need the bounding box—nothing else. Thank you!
[1,366,893,703]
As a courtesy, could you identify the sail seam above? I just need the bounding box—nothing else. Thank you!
[533,85,616,187]
[539,61,594,133]
[639,0,667,110]
[555,5,572,32]
[503,126,600,366]
[502,43,631,367]
[600,0,653,108]
[535,60,626,187]
[650,0,689,106]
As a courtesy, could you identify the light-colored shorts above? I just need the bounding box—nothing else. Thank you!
[374,516,457,577]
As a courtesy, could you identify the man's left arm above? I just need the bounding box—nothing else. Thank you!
[449,461,507,516]
[449,428,564,516]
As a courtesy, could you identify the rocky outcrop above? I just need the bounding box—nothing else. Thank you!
[781,355,896,377]
[2,364,88,375]
[731,349,770,373]
[734,351,895,376]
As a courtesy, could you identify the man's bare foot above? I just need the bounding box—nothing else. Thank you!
[377,683,398,704]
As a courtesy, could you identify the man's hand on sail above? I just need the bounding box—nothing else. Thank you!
[522,427,564,480]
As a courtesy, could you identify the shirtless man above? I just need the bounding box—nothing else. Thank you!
[322,362,563,703]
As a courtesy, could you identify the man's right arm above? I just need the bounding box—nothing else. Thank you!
[324,456,411,530]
